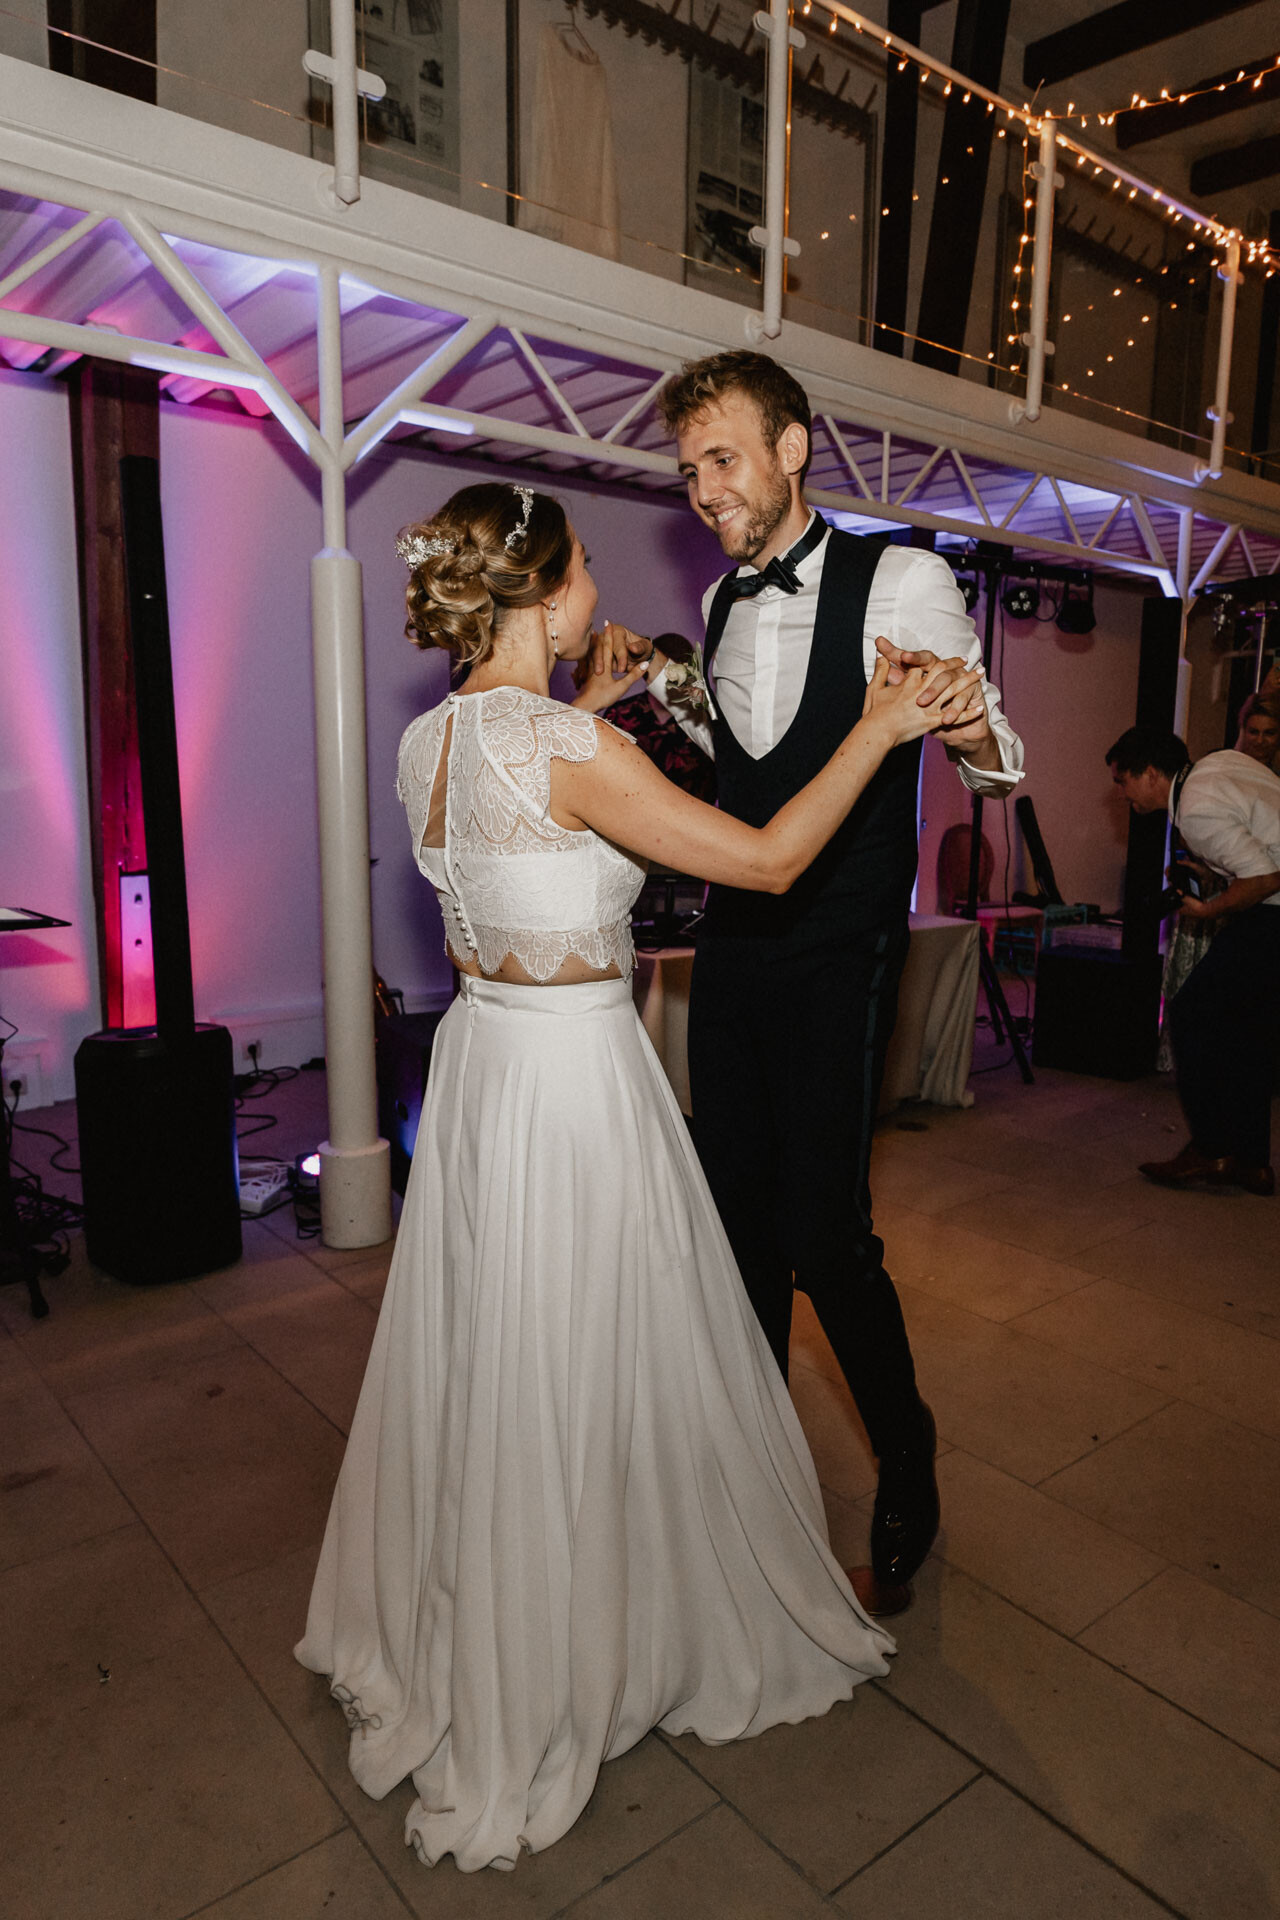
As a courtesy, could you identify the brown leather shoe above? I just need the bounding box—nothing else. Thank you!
[1234,1162,1276,1197]
[846,1565,914,1618]
[1138,1144,1236,1190]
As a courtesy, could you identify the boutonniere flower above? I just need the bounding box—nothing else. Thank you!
[662,647,713,719]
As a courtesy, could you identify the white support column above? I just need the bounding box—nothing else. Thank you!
[1195,236,1242,483]
[1176,507,1194,607]
[1010,119,1061,427]
[1173,505,1195,737]
[311,263,391,1248]
[747,2,802,342]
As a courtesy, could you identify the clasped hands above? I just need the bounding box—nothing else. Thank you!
[573,626,995,760]
[872,638,995,760]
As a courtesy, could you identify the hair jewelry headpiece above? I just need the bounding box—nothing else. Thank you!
[396,529,452,570]
[505,484,534,552]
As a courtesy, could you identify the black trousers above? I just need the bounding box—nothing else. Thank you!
[687,919,920,1458]
[1168,903,1280,1168]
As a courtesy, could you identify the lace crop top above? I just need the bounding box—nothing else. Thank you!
[396,686,645,983]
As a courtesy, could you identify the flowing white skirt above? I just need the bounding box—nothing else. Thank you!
[295,976,893,1872]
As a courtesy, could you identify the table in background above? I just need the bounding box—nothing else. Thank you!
[633,913,981,1121]
[879,913,980,1112]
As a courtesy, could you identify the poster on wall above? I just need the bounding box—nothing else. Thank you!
[309,0,460,201]
[685,0,763,298]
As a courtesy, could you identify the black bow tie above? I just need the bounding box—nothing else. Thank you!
[724,515,827,600]
[727,553,802,599]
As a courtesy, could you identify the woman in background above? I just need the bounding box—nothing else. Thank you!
[1235,690,1280,772]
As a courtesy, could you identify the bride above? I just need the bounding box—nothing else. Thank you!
[295,480,981,1873]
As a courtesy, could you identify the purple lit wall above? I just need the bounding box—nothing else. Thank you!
[0,371,98,1106]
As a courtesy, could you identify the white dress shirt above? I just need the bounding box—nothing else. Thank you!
[1173,749,1280,907]
[651,517,1024,797]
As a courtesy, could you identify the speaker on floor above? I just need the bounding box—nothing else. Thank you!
[75,454,241,1281]
[1032,947,1163,1080]
[377,1009,447,1196]
[75,1026,241,1282]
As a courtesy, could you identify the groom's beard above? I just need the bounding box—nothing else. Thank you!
[709,467,792,564]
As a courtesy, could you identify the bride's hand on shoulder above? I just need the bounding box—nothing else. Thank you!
[862,656,983,744]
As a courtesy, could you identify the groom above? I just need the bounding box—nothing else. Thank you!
[597,351,1024,1612]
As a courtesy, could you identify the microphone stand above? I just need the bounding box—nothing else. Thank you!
[959,553,1033,1085]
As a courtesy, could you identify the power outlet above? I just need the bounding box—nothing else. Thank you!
[242,1038,264,1071]
[1,1045,47,1109]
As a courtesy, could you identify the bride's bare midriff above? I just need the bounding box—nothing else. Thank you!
[452,951,624,987]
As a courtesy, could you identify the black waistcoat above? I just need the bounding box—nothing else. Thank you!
[702,526,923,947]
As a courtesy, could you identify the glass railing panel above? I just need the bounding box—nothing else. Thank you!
[778,5,1272,478]
[779,11,1037,393]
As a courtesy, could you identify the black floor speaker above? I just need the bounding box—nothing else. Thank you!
[1032,948,1163,1080]
[75,1024,241,1283]
[377,1009,447,1195]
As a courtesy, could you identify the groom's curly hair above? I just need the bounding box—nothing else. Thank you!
[657,351,813,479]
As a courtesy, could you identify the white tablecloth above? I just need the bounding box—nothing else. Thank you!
[633,914,980,1120]
[879,913,980,1112]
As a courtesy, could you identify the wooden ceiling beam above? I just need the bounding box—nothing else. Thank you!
[1190,133,1280,195]
[1113,55,1280,147]
[1023,0,1263,90]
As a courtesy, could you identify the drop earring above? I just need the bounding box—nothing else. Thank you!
[548,598,559,657]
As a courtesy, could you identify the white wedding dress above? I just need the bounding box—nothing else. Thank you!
[295,686,893,1872]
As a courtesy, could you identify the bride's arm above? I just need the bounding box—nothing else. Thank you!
[554,660,980,894]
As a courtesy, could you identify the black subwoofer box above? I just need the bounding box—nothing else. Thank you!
[74,1023,241,1283]
[376,1008,447,1195]
[1032,948,1163,1080]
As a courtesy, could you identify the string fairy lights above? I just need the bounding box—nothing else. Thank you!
[1056,52,1280,133]
[797,0,1278,275]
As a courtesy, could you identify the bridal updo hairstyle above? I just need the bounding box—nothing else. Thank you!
[400,482,573,669]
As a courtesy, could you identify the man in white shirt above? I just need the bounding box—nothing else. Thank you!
[593,351,1023,1613]
[1108,725,1280,1195]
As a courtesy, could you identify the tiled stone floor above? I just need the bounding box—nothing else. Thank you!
[3,1052,1278,1918]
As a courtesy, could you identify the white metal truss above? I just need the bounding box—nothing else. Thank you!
[3,191,1279,605]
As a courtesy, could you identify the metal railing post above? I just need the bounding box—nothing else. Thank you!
[1010,118,1061,426]
[748,2,803,343]
[1196,235,1242,482]
[302,0,386,208]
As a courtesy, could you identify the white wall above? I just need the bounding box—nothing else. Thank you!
[157,0,313,154]
[0,0,46,66]
[0,372,98,1107]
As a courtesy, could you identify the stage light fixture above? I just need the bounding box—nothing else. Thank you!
[1001,579,1038,620]
[1056,578,1096,634]
[957,571,980,612]
[297,1151,321,1186]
